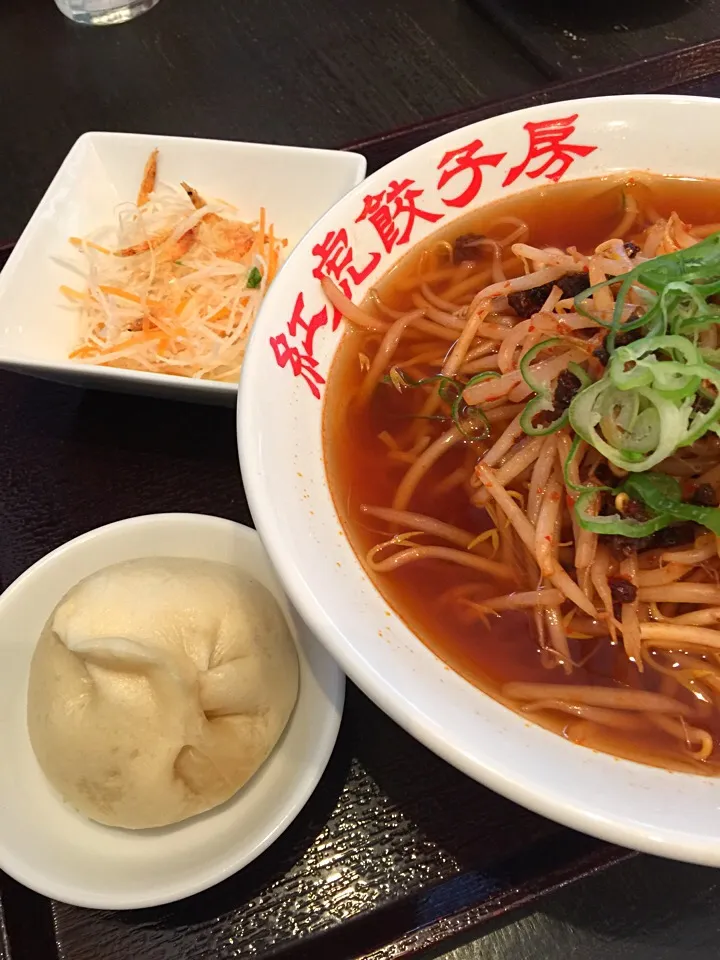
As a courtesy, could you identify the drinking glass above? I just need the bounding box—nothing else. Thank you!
[54,0,161,25]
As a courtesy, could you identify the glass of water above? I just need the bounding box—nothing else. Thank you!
[55,0,161,25]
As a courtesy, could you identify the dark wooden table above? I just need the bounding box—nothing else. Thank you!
[3,2,720,959]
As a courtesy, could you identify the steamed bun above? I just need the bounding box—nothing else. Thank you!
[27,558,299,829]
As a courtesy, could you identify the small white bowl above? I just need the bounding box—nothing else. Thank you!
[0,514,345,909]
[0,132,366,404]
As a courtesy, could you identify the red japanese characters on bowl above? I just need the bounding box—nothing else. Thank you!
[266,109,595,397]
[239,96,720,867]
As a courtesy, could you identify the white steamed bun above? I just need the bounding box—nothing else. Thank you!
[27,557,299,829]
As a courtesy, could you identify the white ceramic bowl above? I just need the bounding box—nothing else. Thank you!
[240,95,720,866]
[0,514,345,908]
[0,132,366,404]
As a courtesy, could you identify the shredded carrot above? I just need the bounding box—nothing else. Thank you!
[63,151,286,381]
[206,306,231,324]
[174,297,190,317]
[98,285,165,312]
[68,344,95,360]
[267,223,278,284]
[149,314,188,339]
[69,237,111,255]
[72,330,165,359]
[60,285,86,301]
[251,206,267,261]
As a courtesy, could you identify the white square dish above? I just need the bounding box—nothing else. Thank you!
[0,132,366,404]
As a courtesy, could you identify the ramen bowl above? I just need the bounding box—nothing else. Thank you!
[239,95,720,865]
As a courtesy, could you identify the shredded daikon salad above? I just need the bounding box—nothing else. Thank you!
[60,149,287,382]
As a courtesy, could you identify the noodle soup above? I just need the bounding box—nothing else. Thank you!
[325,174,720,775]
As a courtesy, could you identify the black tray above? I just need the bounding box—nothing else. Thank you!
[2,36,720,960]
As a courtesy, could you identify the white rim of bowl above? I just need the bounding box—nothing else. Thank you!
[239,94,720,866]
